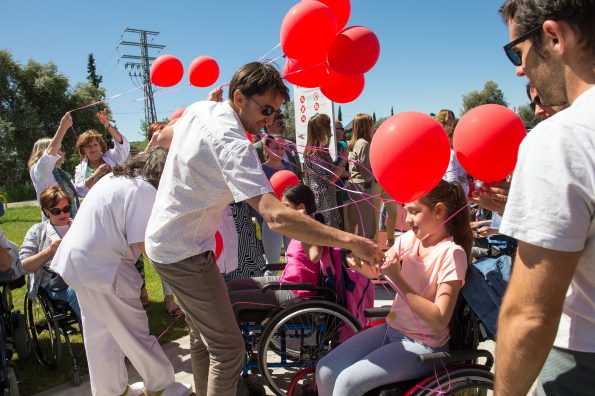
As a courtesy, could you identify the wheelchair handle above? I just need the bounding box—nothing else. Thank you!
[364,306,391,318]
[263,263,287,272]
[418,349,494,368]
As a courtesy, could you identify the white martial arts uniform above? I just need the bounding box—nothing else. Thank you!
[51,174,175,396]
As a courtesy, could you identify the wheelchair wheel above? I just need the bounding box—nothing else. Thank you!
[3,364,19,396]
[287,367,316,396]
[24,294,61,369]
[410,366,493,396]
[258,300,360,396]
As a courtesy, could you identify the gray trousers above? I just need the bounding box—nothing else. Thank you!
[536,346,595,396]
[151,252,245,396]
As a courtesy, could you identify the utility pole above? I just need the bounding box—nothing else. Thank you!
[120,28,165,135]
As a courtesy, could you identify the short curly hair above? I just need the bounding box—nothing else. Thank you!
[39,186,71,212]
[76,130,108,158]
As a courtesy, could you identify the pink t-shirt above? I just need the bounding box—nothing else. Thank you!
[279,239,321,297]
[385,231,468,348]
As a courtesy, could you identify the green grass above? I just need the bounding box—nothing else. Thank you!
[1,206,189,395]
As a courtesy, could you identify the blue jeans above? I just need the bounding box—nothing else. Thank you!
[44,284,81,321]
[316,323,448,396]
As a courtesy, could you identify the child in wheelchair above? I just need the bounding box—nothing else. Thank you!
[316,180,472,396]
[19,186,80,320]
[227,183,325,319]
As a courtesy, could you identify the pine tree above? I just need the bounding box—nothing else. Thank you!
[87,53,103,88]
[373,112,376,124]
[391,106,394,116]
[337,106,342,121]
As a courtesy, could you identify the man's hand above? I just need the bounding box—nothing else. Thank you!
[475,225,499,238]
[470,180,510,214]
[349,237,384,269]
[207,87,223,102]
[346,253,381,279]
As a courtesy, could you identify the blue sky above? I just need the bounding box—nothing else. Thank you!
[0,0,527,142]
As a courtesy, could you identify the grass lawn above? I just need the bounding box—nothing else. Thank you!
[1,206,189,395]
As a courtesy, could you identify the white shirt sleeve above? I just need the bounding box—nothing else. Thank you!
[30,151,60,195]
[105,135,130,166]
[500,119,594,252]
[125,180,157,245]
[74,161,89,197]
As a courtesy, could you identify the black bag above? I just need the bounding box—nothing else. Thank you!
[44,268,68,291]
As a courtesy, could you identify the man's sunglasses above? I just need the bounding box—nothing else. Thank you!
[249,97,282,117]
[530,95,542,112]
[503,10,575,66]
[47,205,71,216]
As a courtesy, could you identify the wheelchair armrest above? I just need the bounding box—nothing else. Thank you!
[364,306,391,318]
[263,263,287,272]
[261,282,337,300]
[418,349,494,369]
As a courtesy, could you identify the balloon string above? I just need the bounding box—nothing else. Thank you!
[68,84,147,113]
[258,43,282,62]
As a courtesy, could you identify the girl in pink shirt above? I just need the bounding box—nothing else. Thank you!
[227,184,326,318]
[316,180,472,396]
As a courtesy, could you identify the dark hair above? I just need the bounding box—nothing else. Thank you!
[112,147,168,189]
[419,180,473,262]
[500,0,595,57]
[40,186,71,212]
[283,184,325,225]
[228,62,290,103]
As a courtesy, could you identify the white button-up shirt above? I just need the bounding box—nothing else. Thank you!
[145,100,272,264]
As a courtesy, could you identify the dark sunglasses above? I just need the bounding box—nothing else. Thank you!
[47,205,71,216]
[249,97,281,117]
[530,95,542,112]
[503,10,575,66]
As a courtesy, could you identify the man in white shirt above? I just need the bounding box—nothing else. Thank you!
[496,1,595,395]
[146,62,384,396]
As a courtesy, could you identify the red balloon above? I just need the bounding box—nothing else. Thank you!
[270,170,300,199]
[453,104,526,183]
[246,131,254,143]
[308,0,351,31]
[371,112,451,203]
[280,1,337,65]
[169,108,185,121]
[283,58,328,88]
[328,26,380,75]
[188,56,220,87]
[320,70,364,103]
[214,231,223,260]
[150,55,184,87]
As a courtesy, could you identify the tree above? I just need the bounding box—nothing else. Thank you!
[390,106,394,116]
[461,80,508,114]
[86,53,103,88]
[372,112,376,124]
[337,106,342,121]
[517,104,542,131]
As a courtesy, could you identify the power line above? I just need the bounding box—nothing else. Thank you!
[120,28,165,137]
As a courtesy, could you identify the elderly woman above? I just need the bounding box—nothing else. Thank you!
[74,108,130,198]
[28,112,79,219]
[19,186,80,320]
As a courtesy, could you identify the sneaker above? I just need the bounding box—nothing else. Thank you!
[123,382,146,396]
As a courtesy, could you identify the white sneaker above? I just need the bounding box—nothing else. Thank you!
[160,382,193,396]
[125,382,146,396]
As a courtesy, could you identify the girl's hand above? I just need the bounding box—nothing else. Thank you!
[346,254,381,279]
[381,257,402,283]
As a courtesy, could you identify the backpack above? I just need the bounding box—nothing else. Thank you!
[322,247,375,341]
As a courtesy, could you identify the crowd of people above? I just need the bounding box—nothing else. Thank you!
[0,0,593,395]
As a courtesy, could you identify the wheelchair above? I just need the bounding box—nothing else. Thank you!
[286,295,495,396]
[236,263,362,396]
[0,271,30,396]
[23,285,85,385]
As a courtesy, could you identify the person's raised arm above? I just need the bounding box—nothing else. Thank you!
[246,192,384,265]
[47,112,73,156]
[157,125,174,149]
[97,109,123,144]
[495,242,581,395]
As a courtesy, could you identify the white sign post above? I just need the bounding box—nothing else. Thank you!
[293,86,336,163]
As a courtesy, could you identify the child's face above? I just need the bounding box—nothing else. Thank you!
[281,196,306,215]
[403,200,439,239]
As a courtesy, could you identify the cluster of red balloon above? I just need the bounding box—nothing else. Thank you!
[370,105,526,204]
[150,54,220,88]
[280,0,380,103]
[269,170,300,199]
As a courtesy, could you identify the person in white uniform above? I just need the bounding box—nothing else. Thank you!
[50,148,191,396]
[147,62,384,396]
[496,1,595,395]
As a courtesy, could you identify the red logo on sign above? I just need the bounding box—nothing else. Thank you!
[300,96,306,104]
[300,105,306,113]
[314,103,320,111]
[313,92,319,101]
[301,115,306,123]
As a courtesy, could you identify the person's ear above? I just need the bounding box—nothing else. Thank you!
[434,202,447,221]
[542,20,569,57]
[233,90,246,110]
